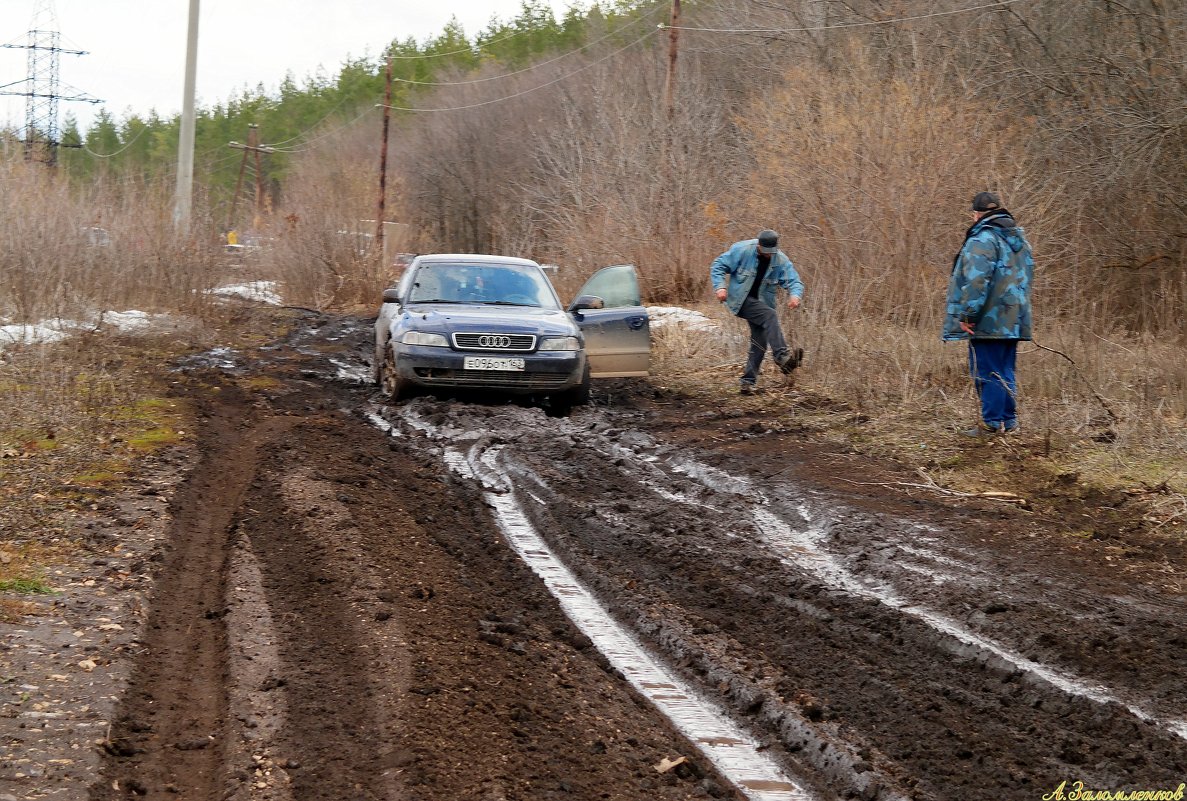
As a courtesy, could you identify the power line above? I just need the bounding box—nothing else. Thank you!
[659,0,1027,34]
[389,27,523,60]
[391,3,666,87]
[81,124,147,158]
[265,6,665,151]
[262,90,365,147]
[264,105,380,153]
[57,5,662,165]
[379,29,656,114]
[227,123,275,228]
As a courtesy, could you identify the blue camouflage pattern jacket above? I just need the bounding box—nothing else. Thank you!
[942,210,1035,341]
[710,239,805,316]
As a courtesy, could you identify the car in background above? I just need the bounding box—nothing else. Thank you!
[372,254,649,412]
[82,226,111,247]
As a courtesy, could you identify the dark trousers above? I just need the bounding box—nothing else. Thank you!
[738,296,789,386]
[968,339,1019,429]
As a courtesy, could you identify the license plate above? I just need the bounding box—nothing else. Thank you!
[463,356,525,371]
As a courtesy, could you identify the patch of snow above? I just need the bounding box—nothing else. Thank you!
[0,310,180,352]
[646,306,719,331]
[208,281,283,306]
[0,323,71,346]
[328,358,372,385]
[99,310,154,331]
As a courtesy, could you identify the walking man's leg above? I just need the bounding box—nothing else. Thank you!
[738,297,790,387]
[741,317,765,388]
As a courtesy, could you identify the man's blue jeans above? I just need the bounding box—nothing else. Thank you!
[968,339,1019,430]
[739,296,790,386]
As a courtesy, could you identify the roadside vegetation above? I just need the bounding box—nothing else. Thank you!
[1,0,1184,593]
[0,337,175,581]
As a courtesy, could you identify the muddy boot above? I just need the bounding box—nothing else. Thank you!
[778,348,804,374]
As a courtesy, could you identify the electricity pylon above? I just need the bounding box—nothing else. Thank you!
[1,0,100,166]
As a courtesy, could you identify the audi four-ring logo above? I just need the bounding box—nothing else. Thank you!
[478,334,512,348]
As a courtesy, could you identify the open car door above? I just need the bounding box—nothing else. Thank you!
[569,264,650,378]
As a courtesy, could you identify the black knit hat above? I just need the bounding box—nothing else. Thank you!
[757,229,779,255]
[972,192,1002,212]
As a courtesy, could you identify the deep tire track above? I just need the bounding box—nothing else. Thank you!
[91,381,298,800]
[87,313,1187,801]
[232,470,405,800]
[91,323,740,801]
[460,411,1187,800]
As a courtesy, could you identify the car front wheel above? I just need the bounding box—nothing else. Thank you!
[550,364,590,415]
[379,345,409,402]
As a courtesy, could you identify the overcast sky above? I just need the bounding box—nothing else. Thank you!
[1,0,570,133]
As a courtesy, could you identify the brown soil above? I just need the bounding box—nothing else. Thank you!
[4,309,1186,801]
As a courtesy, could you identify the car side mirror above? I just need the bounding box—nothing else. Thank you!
[568,294,605,313]
[382,287,402,304]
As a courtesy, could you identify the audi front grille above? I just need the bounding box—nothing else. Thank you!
[452,332,536,352]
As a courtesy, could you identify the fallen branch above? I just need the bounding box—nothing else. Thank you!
[1030,340,1119,424]
[839,477,974,497]
[840,469,1029,507]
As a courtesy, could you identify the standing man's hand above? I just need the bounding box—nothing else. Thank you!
[959,320,975,335]
[715,288,728,302]
[787,295,801,310]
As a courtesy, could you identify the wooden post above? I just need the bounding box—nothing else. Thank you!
[664,0,681,121]
[376,56,393,263]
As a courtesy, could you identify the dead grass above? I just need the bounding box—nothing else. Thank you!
[239,376,283,392]
[652,304,1187,536]
[0,312,255,609]
[0,542,62,622]
[0,303,305,620]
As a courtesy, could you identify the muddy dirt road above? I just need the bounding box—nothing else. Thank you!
[22,311,1187,800]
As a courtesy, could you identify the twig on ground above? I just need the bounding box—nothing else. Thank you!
[840,468,1029,506]
[1031,340,1119,424]
[1142,495,1187,531]
[839,477,974,497]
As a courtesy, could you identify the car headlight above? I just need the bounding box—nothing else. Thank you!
[538,336,580,352]
[401,331,448,347]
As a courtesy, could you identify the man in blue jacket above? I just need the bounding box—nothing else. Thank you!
[943,192,1035,435]
[711,229,805,394]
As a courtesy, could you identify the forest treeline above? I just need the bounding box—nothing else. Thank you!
[44,0,607,204]
[2,0,1184,423]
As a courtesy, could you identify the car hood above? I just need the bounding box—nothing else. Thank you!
[399,303,578,337]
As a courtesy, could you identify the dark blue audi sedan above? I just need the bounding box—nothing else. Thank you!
[372,254,649,412]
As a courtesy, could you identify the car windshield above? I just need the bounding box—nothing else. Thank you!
[406,263,558,309]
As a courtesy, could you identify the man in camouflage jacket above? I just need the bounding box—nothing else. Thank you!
[942,192,1035,435]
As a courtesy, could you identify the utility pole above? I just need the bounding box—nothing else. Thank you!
[252,130,265,226]
[227,124,275,232]
[375,56,393,263]
[664,0,680,122]
[174,0,200,231]
[662,0,683,302]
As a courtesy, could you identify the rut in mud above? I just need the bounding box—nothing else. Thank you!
[91,312,1187,801]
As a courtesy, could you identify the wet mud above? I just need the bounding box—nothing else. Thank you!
[86,311,1187,801]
